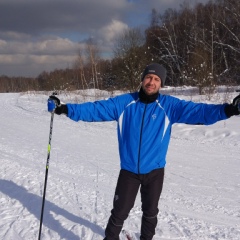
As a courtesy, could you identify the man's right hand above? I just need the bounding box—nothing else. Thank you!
[47,95,68,115]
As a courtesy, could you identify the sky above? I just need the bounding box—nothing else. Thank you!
[0,0,209,78]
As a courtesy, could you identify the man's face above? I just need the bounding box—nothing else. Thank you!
[142,74,161,95]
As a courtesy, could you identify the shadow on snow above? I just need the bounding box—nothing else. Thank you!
[0,179,104,239]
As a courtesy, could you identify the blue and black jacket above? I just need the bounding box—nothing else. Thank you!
[66,91,228,174]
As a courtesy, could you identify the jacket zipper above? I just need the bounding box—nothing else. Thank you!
[137,104,147,174]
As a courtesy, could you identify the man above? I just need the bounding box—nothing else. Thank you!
[47,63,240,240]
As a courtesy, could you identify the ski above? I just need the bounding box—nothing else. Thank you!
[122,229,133,240]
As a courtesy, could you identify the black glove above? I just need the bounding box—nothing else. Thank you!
[224,94,240,117]
[49,95,68,115]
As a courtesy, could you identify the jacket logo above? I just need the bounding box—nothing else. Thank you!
[152,114,157,120]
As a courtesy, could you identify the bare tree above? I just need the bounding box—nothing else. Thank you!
[74,48,88,89]
[86,38,101,89]
[114,27,147,91]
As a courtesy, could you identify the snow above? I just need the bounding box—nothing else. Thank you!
[0,88,239,240]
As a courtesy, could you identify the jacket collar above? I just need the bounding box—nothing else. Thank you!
[139,87,159,104]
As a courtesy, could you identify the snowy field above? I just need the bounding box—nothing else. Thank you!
[0,88,239,240]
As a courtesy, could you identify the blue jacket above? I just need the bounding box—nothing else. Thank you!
[66,92,228,174]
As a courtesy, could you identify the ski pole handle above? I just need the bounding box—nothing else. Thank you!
[48,99,56,113]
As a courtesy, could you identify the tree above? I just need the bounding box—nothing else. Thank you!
[86,38,101,89]
[113,28,148,90]
[74,38,102,90]
[74,48,88,89]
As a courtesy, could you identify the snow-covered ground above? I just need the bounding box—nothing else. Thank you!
[0,88,239,240]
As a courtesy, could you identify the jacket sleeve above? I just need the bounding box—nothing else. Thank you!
[66,98,118,122]
[168,97,228,125]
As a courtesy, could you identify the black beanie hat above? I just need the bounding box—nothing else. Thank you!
[141,63,167,87]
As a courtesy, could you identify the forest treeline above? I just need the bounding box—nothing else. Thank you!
[1,0,240,94]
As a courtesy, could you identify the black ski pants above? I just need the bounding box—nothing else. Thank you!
[104,168,164,240]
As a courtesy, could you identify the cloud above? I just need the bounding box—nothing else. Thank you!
[0,37,77,55]
[0,0,132,76]
[0,0,209,77]
[0,53,76,76]
[98,20,129,45]
[0,0,128,35]
[0,35,79,76]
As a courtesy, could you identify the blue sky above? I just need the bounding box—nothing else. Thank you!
[0,0,209,77]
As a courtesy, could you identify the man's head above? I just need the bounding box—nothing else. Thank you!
[141,63,167,95]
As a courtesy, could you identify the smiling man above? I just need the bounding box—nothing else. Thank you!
[141,63,166,94]
[47,63,240,240]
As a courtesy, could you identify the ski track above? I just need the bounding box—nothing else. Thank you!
[0,92,240,240]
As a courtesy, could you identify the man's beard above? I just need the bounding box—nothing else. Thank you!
[139,87,159,103]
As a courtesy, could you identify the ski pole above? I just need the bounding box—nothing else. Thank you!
[38,111,54,240]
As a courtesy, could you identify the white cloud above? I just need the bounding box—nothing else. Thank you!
[0,36,79,76]
[0,0,210,76]
[29,54,75,65]
[0,39,7,48]
[36,38,78,55]
[99,20,129,44]
[0,31,31,41]
[0,53,76,77]
[0,53,75,65]
[0,36,78,55]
